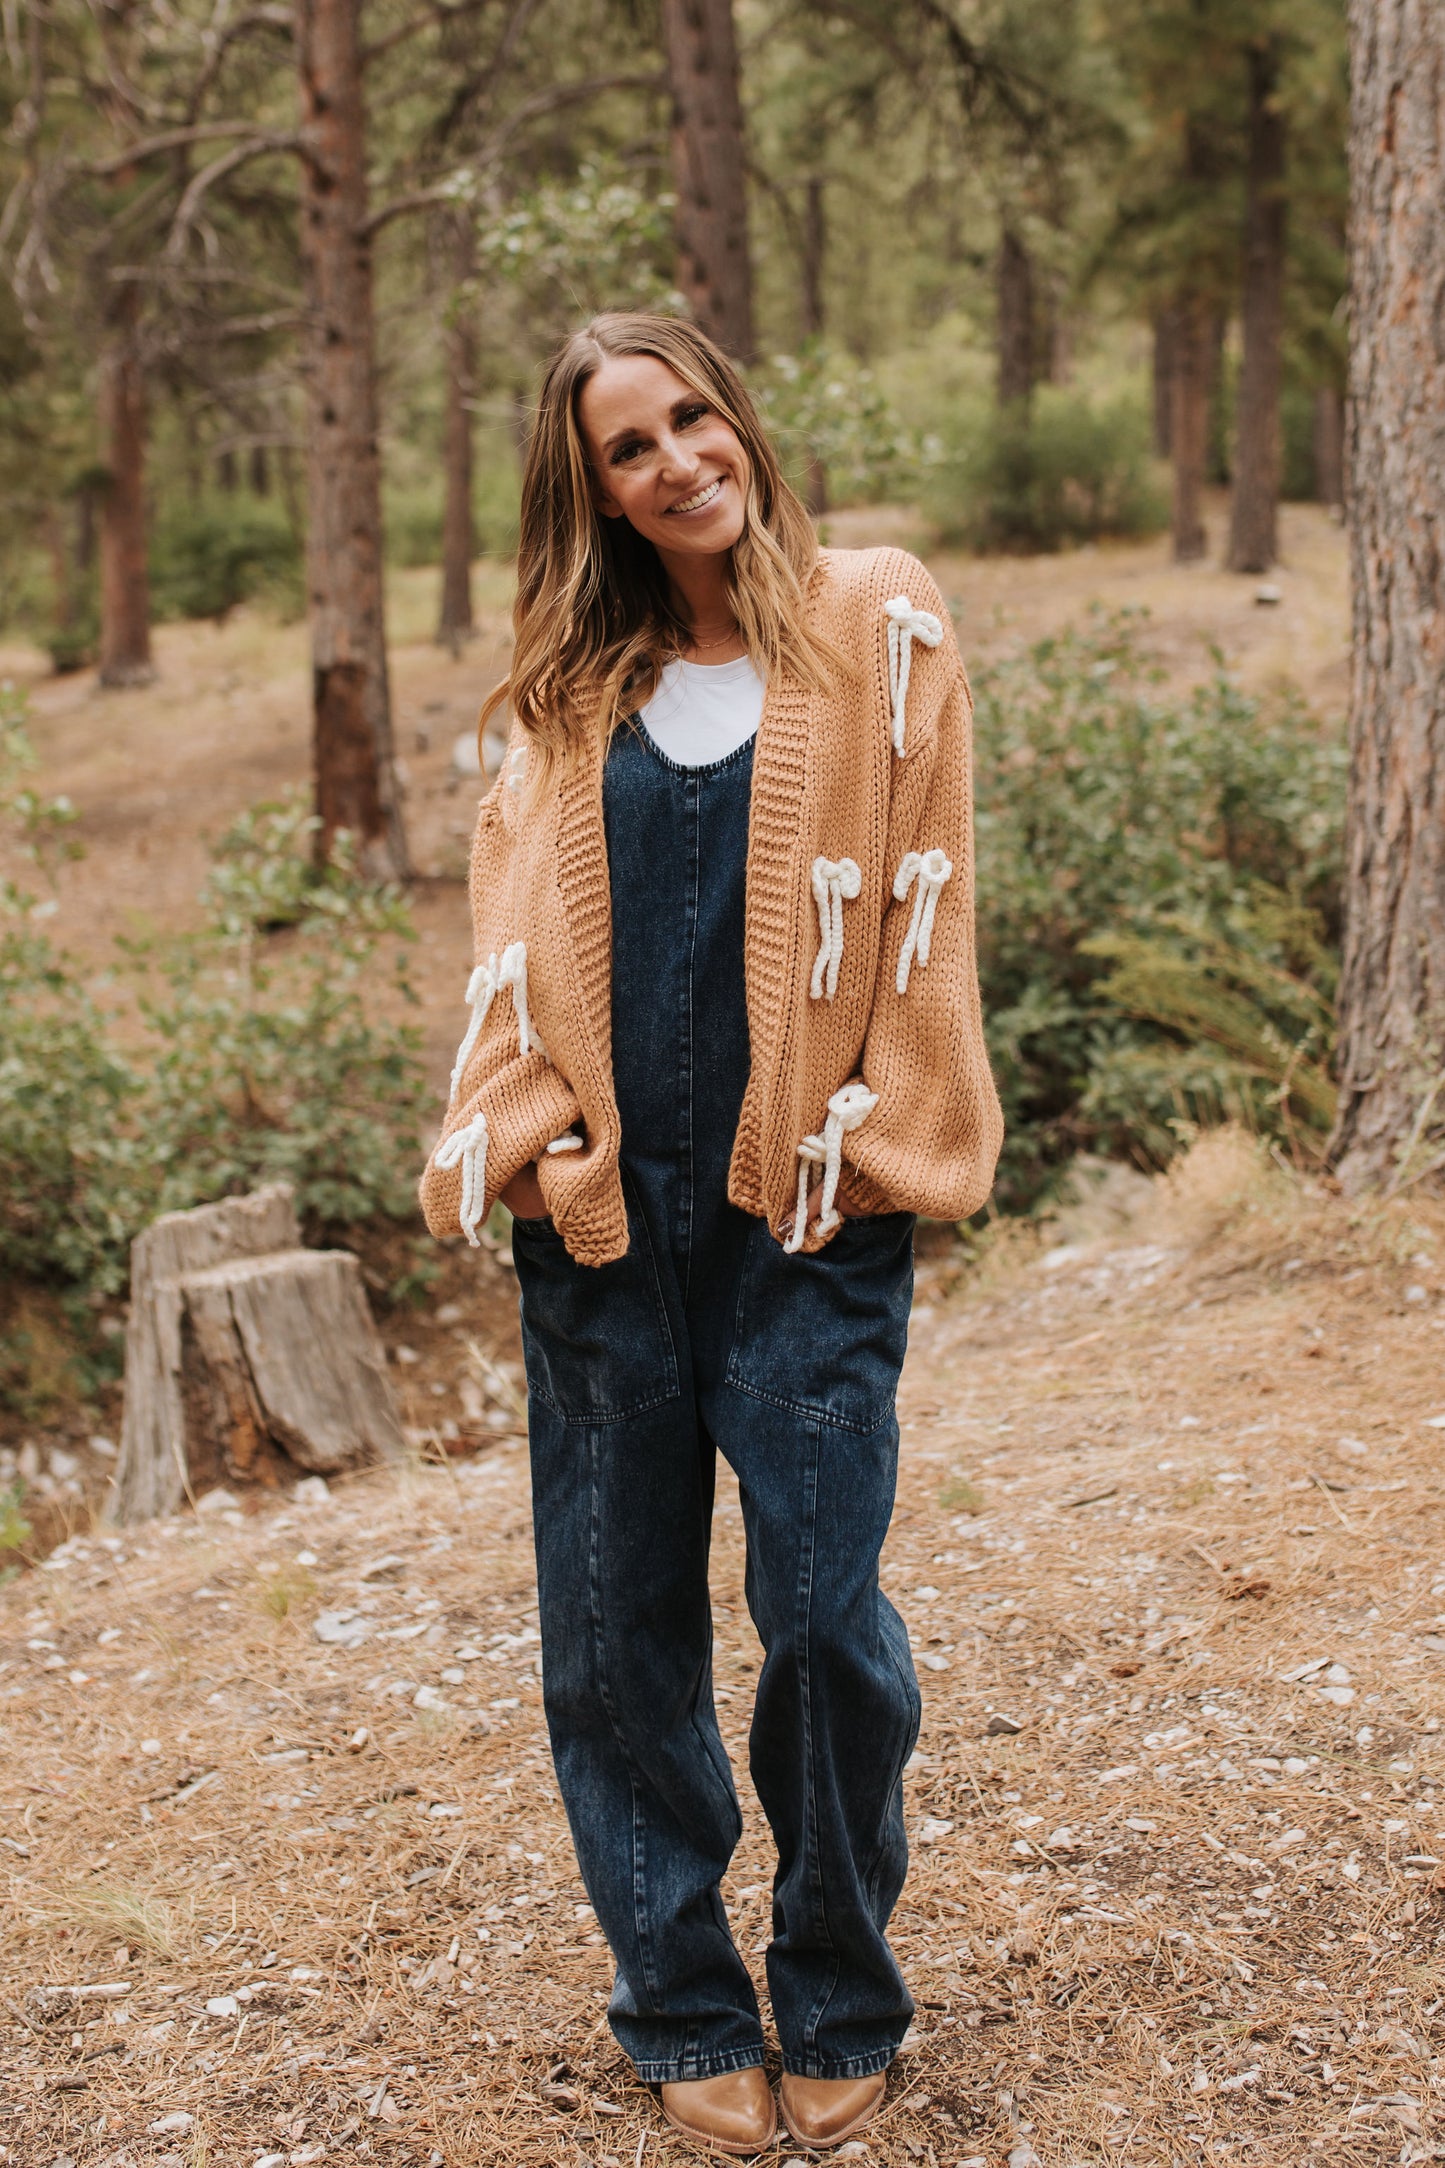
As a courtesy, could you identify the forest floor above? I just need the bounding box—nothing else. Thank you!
[3,1131,1445,2168]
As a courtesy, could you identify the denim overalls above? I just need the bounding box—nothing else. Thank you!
[512,714,921,2084]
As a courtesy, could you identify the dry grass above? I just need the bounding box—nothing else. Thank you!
[3,1133,1443,2166]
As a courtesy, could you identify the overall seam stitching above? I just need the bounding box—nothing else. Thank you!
[796,1416,844,2060]
[586,1425,662,2010]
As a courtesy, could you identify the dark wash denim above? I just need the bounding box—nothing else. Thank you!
[512,717,920,2084]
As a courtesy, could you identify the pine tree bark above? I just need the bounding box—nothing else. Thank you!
[97,286,155,688]
[661,0,755,362]
[1227,38,1288,573]
[996,221,1035,408]
[1313,384,1344,508]
[1152,307,1175,457]
[437,221,477,652]
[1330,0,1445,1190]
[801,174,827,515]
[295,0,408,880]
[1170,292,1212,562]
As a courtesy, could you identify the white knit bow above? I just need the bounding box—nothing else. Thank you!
[884,595,944,757]
[892,847,953,994]
[448,940,540,1099]
[810,855,862,1001]
[784,1081,879,1254]
[433,1110,490,1246]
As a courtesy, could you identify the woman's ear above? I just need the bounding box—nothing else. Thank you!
[591,478,624,522]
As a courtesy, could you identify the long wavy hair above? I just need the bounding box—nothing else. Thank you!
[483,312,835,771]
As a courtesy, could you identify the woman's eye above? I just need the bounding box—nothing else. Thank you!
[612,440,644,465]
[678,404,708,427]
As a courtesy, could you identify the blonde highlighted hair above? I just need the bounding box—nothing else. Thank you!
[483,312,835,768]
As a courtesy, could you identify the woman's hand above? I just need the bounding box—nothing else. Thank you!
[500,1162,548,1221]
[779,1180,865,1246]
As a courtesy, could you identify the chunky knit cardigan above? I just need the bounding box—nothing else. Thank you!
[419,545,1003,1266]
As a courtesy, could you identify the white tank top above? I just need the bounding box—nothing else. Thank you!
[638,654,765,769]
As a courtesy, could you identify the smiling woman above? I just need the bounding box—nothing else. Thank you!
[424,310,1002,2159]
[485,311,834,774]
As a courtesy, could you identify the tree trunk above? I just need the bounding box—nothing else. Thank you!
[1152,308,1175,457]
[295,0,408,880]
[437,221,477,653]
[1171,292,1212,562]
[1227,38,1288,573]
[661,0,755,362]
[1313,384,1344,508]
[97,287,155,688]
[996,220,1035,408]
[801,175,827,515]
[801,173,825,338]
[1330,0,1445,1190]
[250,443,270,496]
[111,1184,403,1524]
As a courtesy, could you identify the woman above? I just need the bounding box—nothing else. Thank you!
[421,312,1002,2157]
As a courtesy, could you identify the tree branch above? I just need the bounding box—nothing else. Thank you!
[86,121,298,179]
[361,70,665,239]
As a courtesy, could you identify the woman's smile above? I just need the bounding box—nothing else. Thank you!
[666,476,725,515]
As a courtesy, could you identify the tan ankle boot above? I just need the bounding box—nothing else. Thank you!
[778,2069,887,2150]
[660,2067,777,2156]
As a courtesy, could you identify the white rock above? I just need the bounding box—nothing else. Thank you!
[1009,2145,1043,2168]
[293,1476,330,1505]
[140,1738,162,1755]
[88,1434,117,1458]
[206,1994,239,2017]
[255,2155,287,2168]
[413,1684,445,1710]
[48,1448,80,1481]
[440,1666,466,1685]
[313,1610,371,1648]
[918,1817,954,1845]
[196,1487,241,1516]
[294,1549,318,1567]
[289,1966,324,1982]
[148,2112,195,2135]
[1254,583,1282,605]
[358,1554,406,1581]
[1320,1685,1356,1706]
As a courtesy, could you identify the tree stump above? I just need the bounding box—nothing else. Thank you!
[110,1185,404,1524]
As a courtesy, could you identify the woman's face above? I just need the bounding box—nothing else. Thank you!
[578,354,750,561]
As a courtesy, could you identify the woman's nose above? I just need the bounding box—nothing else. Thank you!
[657,433,701,484]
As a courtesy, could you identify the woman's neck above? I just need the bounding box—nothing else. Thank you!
[659,546,745,661]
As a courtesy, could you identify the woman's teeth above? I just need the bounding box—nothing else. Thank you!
[668,478,722,514]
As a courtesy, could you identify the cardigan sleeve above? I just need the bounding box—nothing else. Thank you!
[418,761,583,1244]
[839,625,1004,1223]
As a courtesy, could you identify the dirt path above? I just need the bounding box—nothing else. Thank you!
[4,1135,1442,2167]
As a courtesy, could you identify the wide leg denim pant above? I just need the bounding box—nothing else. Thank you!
[512,719,921,2084]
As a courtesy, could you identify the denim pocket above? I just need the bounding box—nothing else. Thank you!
[724,1213,914,1434]
[513,1179,679,1423]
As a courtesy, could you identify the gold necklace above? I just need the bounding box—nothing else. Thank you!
[682,621,740,652]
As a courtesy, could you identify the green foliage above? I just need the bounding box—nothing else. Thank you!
[972,612,1345,1206]
[925,388,1166,551]
[0,693,427,1302]
[756,343,917,506]
[0,1484,32,1552]
[149,497,303,623]
[471,163,680,330]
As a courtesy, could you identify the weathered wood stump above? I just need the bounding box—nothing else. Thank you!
[110,1184,404,1524]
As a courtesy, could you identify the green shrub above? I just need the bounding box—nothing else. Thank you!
[756,344,918,507]
[0,689,428,1304]
[972,612,1345,1208]
[150,497,303,622]
[925,388,1166,552]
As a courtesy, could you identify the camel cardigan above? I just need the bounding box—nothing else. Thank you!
[418,545,1003,1266]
